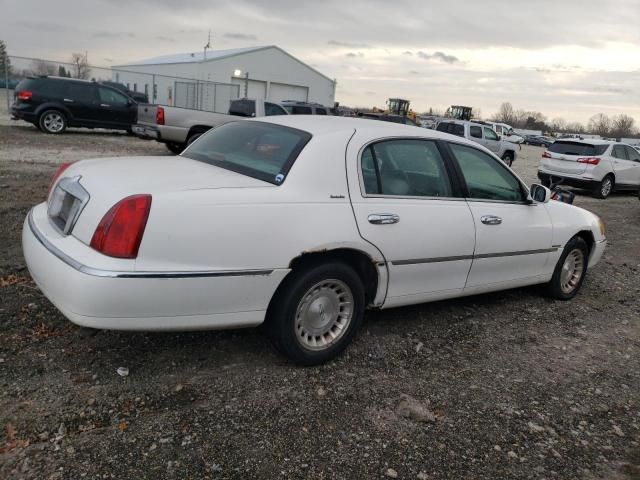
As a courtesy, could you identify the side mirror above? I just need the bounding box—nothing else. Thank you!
[496,135,501,141]
[530,184,551,203]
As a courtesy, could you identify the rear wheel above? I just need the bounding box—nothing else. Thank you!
[593,174,614,199]
[38,109,67,134]
[165,142,185,155]
[502,152,514,167]
[546,236,589,300]
[186,132,203,146]
[266,262,365,366]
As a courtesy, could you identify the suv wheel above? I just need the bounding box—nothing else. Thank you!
[266,262,365,366]
[502,152,514,167]
[593,175,614,199]
[39,110,67,134]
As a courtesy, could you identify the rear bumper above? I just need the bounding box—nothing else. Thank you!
[131,124,160,140]
[538,171,598,189]
[11,105,37,122]
[23,204,288,331]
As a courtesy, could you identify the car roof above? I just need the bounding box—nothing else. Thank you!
[555,138,613,145]
[249,115,484,147]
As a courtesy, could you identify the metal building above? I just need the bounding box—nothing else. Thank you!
[112,45,336,112]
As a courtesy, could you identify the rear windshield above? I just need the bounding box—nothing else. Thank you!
[436,122,465,137]
[548,141,608,156]
[229,99,255,117]
[182,121,312,185]
[284,105,313,115]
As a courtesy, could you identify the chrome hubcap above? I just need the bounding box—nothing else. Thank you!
[295,279,353,351]
[560,249,585,294]
[601,178,612,197]
[43,113,64,132]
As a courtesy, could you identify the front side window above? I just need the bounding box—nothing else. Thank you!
[449,143,524,202]
[72,84,97,103]
[470,125,482,139]
[98,87,128,106]
[361,139,452,197]
[265,102,288,116]
[182,121,311,184]
[484,127,499,141]
[625,146,640,162]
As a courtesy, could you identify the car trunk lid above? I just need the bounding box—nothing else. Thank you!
[137,104,158,125]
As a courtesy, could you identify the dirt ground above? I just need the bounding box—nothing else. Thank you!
[1,122,639,480]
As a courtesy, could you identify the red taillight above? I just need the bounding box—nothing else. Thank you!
[17,90,33,101]
[577,157,600,165]
[90,195,152,259]
[156,106,165,125]
[542,151,552,158]
[48,162,72,194]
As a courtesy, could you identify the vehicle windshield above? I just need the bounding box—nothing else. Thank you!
[548,141,608,156]
[182,121,312,185]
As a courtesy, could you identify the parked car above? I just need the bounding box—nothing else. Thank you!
[538,139,640,199]
[23,117,606,365]
[100,81,149,103]
[280,101,330,115]
[632,145,640,154]
[11,76,137,134]
[436,119,518,166]
[525,135,555,147]
[132,98,288,154]
[358,112,419,126]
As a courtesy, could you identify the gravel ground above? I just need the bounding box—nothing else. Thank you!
[1,124,639,480]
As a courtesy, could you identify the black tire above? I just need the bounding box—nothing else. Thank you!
[165,142,185,155]
[546,236,589,300]
[266,262,365,366]
[593,174,614,199]
[540,176,552,188]
[187,132,203,146]
[38,109,67,134]
[502,152,514,167]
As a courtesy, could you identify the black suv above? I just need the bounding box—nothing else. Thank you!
[100,81,149,103]
[12,76,138,134]
[280,101,330,115]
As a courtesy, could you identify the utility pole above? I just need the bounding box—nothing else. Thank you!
[244,72,249,98]
[203,30,211,60]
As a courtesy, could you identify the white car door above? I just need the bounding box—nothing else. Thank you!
[482,127,501,154]
[618,146,640,186]
[347,136,476,307]
[445,142,554,290]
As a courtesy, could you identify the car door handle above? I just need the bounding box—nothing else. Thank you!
[63,98,74,103]
[368,213,400,225]
[100,103,110,108]
[481,215,502,225]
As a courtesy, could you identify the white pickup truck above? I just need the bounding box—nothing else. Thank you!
[132,99,289,154]
[436,119,518,166]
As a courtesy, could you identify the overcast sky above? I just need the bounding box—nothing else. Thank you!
[2,0,639,123]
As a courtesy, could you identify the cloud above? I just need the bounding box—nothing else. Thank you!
[155,35,176,42]
[328,40,371,49]
[403,51,413,56]
[92,31,121,39]
[416,51,459,64]
[223,33,258,40]
[345,52,364,58]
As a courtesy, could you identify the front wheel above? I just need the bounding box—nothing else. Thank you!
[593,175,614,199]
[266,262,365,366]
[38,109,67,134]
[546,236,589,300]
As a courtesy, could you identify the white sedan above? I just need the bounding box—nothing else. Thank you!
[23,116,606,365]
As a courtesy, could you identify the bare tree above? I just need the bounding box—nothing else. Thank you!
[70,52,90,79]
[550,117,567,132]
[470,107,482,120]
[587,113,611,137]
[610,114,636,138]
[565,122,586,134]
[493,102,516,124]
[30,59,56,76]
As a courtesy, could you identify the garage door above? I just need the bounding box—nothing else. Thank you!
[231,78,267,99]
[269,82,309,103]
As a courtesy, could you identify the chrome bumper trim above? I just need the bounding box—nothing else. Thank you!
[27,209,273,279]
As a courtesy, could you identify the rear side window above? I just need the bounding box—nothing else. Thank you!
[315,108,327,115]
[41,80,70,99]
[182,121,311,185]
[436,122,464,137]
[470,126,482,139]
[549,141,609,156]
[70,84,97,103]
[290,106,312,114]
[449,143,524,202]
[361,139,452,197]
[612,145,628,160]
